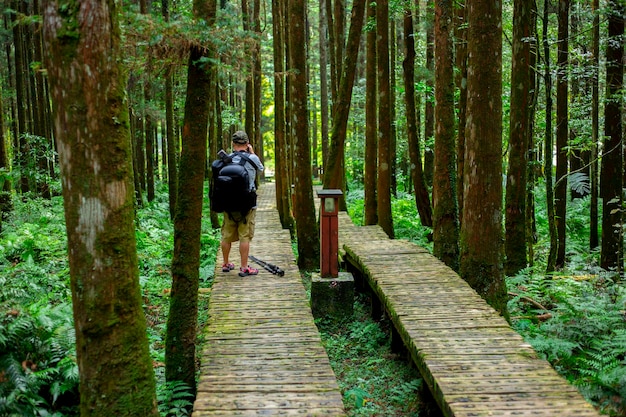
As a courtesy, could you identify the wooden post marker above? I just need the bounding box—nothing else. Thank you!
[317,189,342,277]
[312,189,354,319]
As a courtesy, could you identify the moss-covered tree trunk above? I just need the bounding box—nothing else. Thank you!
[290,0,320,270]
[165,0,217,394]
[600,0,624,271]
[0,82,11,230]
[433,0,458,271]
[454,1,467,222]
[321,0,366,208]
[404,2,432,229]
[589,0,600,250]
[555,0,569,269]
[543,0,558,273]
[364,0,377,226]
[460,0,508,318]
[376,0,394,238]
[43,0,159,414]
[272,0,293,230]
[423,0,435,188]
[505,0,534,276]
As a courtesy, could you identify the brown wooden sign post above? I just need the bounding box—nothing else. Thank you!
[317,189,342,278]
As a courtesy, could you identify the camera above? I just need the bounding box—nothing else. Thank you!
[217,149,231,162]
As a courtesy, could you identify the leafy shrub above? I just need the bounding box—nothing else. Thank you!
[317,297,422,416]
[0,303,79,416]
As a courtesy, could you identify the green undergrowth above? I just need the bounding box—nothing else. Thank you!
[315,295,422,416]
[0,185,219,416]
[345,183,625,416]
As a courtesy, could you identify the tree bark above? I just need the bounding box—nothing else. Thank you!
[43,0,159,414]
[543,0,558,273]
[454,1,467,223]
[589,0,599,250]
[600,0,624,271]
[554,0,569,269]
[376,0,394,238]
[319,0,330,175]
[460,0,508,318]
[322,0,367,206]
[433,0,458,270]
[252,0,263,176]
[11,0,29,194]
[423,0,435,187]
[0,81,11,229]
[165,0,216,394]
[505,0,534,275]
[290,0,320,270]
[163,0,178,220]
[364,0,377,225]
[272,0,293,230]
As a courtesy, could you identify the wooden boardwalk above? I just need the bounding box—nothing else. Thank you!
[338,213,601,417]
[192,185,345,416]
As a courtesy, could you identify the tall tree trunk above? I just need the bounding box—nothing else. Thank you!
[460,0,508,318]
[165,0,216,394]
[163,0,178,220]
[253,0,263,175]
[3,11,18,164]
[403,3,432,228]
[322,0,367,207]
[0,82,11,227]
[135,114,146,197]
[600,0,624,272]
[505,0,534,275]
[589,0,599,249]
[290,0,320,270]
[129,108,143,207]
[554,0,569,269]
[526,6,539,267]
[389,20,397,197]
[543,0,558,273]
[433,0,458,270]
[454,1,467,222]
[12,0,29,193]
[145,102,155,202]
[242,0,254,138]
[272,0,293,230]
[568,7,587,201]
[376,0,394,238]
[423,0,435,187]
[319,0,330,174]
[364,0,377,225]
[43,0,159,414]
[32,0,51,199]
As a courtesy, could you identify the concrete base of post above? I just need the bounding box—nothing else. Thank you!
[311,272,354,319]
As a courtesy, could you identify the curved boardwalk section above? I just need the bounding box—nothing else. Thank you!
[193,185,345,416]
[338,213,601,417]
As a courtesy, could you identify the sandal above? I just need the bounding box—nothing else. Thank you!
[221,263,235,272]
[238,266,259,277]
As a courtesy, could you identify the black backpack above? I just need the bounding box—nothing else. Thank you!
[210,151,257,218]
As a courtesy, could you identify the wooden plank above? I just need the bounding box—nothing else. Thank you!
[340,208,601,417]
[193,184,346,416]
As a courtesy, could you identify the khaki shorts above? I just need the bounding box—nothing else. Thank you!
[221,210,257,243]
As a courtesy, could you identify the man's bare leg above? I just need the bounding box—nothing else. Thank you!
[221,240,232,265]
[239,240,250,269]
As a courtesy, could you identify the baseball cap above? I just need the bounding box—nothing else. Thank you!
[232,131,249,144]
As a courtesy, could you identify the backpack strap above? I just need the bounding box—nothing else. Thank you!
[232,151,254,167]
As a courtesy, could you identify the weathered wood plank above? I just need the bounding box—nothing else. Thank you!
[341,208,602,417]
[193,185,345,416]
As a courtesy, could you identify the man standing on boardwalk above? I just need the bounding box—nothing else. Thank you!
[220,130,264,276]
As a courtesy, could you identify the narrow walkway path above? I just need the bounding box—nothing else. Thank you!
[338,213,601,417]
[192,184,345,416]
